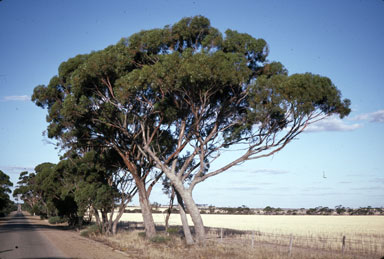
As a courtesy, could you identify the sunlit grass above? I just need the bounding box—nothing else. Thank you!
[115,213,384,256]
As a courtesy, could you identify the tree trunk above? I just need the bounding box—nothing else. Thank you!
[101,210,110,234]
[175,191,194,245]
[88,207,94,223]
[120,154,156,239]
[136,179,156,239]
[172,179,205,244]
[165,189,175,232]
[108,208,115,233]
[93,207,101,228]
[180,190,205,244]
[112,203,127,235]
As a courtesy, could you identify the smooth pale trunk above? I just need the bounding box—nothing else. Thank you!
[172,180,206,244]
[112,204,127,235]
[176,191,194,245]
[136,180,156,238]
[120,156,157,239]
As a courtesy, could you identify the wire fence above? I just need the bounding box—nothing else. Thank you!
[115,220,383,257]
[205,227,384,257]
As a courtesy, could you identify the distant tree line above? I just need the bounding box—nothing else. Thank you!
[0,170,16,217]
[13,151,137,235]
[197,205,384,215]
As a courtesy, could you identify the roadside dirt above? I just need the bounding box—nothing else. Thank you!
[25,214,132,259]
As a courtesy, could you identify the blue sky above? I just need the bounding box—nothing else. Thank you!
[0,0,383,209]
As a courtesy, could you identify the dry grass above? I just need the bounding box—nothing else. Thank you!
[91,229,376,259]
[99,214,384,258]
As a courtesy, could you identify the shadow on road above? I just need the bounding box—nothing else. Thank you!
[0,212,69,235]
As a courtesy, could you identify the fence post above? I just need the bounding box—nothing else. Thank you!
[251,231,255,248]
[220,228,223,242]
[288,234,293,256]
[342,235,346,255]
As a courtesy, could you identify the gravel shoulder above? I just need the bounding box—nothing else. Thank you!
[24,213,131,259]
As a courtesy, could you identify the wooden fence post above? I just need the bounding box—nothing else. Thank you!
[251,231,255,248]
[220,228,223,242]
[342,235,346,255]
[288,234,293,256]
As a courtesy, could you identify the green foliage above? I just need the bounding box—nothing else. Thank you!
[80,224,101,237]
[335,205,346,215]
[32,15,351,179]
[166,226,181,236]
[150,235,171,243]
[48,216,67,224]
[138,231,146,238]
[0,170,14,216]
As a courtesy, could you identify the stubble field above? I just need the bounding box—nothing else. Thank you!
[113,213,384,257]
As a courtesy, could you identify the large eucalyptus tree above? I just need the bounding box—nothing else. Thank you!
[33,16,350,243]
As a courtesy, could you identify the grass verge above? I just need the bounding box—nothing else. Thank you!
[86,229,373,259]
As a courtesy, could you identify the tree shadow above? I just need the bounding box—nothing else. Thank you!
[0,212,71,235]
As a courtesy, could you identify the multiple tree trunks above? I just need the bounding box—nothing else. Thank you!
[30,15,350,245]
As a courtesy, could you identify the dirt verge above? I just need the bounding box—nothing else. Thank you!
[25,214,132,259]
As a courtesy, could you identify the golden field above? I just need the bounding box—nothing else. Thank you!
[114,213,384,257]
[119,213,384,236]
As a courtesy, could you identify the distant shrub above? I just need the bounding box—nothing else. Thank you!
[138,231,146,238]
[80,224,100,237]
[124,209,142,213]
[166,226,180,236]
[150,235,170,243]
[48,216,67,224]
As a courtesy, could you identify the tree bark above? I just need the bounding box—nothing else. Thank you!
[119,153,156,239]
[179,190,205,244]
[175,190,194,245]
[171,179,205,244]
[165,189,175,232]
[112,203,127,235]
[101,210,110,234]
[135,179,156,239]
[93,207,101,228]
[142,146,205,243]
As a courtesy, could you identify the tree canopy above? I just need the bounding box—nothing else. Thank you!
[0,170,14,216]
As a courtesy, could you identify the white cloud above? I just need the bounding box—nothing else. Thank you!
[249,169,289,175]
[0,166,34,174]
[3,95,30,101]
[305,116,361,132]
[215,185,262,191]
[353,110,384,123]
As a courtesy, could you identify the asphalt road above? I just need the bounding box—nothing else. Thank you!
[0,212,70,259]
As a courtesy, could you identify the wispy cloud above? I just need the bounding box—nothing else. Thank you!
[370,178,384,184]
[354,110,384,123]
[303,109,384,133]
[301,187,333,192]
[214,185,262,191]
[350,186,383,191]
[227,168,289,175]
[0,166,34,174]
[299,192,345,196]
[249,169,290,175]
[2,95,30,102]
[230,179,274,185]
[338,181,352,184]
[305,116,361,132]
